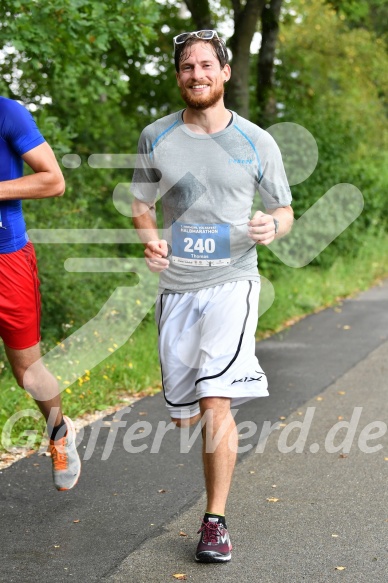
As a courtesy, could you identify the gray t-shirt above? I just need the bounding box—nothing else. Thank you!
[131,110,292,293]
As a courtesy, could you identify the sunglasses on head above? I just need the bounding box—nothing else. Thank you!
[173,30,222,48]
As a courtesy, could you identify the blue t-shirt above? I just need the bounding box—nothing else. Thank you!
[0,96,45,253]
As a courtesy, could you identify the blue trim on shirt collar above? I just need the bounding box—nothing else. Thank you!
[150,119,180,159]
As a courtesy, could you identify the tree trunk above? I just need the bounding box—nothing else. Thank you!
[226,0,267,117]
[184,0,213,30]
[256,0,283,126]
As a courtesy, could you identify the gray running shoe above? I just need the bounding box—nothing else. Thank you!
[49,415,81,491]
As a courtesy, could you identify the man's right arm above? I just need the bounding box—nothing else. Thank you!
[132,198,169,272]
[0,142,65,201]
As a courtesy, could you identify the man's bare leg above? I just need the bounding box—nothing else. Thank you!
[199,397,237,516]
[5,343,63,431]
[172,398,235,562]
[5,342,81,490]
[172,397,237,514]
[173,398,235,563]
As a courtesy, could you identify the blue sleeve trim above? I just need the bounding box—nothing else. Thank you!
[150,119,180,159]
[235,124,263,180]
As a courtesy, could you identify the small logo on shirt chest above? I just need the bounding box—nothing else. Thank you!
[228,158,253,165]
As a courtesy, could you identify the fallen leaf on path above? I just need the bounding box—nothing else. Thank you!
[179,530,188,537]
[343,325,351,330]
[338,391,346,395]
[158,489,167,493]
[266,497,279,502]
[73,519,80,523]
[2,455,15,463]
[339,454,347,459]
[331,534,339,538]
[173,574,187,580]
[279,416,286,420]
[335,566,346,571]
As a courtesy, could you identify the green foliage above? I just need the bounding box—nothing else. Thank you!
[0,0,161,149]
[324,0,388,38]
[255,0,388,272]
[115,1,192,126]
[0,1,164,342]
[23,163,147,343]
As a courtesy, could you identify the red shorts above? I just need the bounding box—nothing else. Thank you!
[0,241,41,350]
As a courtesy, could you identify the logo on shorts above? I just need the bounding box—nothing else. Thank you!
[231,372,263,385]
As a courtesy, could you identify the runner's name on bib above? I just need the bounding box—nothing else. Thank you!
[172,222,231,266]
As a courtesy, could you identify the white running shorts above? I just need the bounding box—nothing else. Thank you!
[155,280,268,419]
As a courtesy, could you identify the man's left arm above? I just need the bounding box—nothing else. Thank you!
[248,206,294,246]
[0,142,65,201]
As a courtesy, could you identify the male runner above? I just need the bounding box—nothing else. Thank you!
[0,96,81,490]
[132,30,293,562]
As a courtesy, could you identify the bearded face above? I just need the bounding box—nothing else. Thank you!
[176,42,230,111]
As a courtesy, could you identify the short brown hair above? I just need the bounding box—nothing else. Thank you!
[174,37,229,72]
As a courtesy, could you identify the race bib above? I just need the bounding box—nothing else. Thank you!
[171,222,231,266]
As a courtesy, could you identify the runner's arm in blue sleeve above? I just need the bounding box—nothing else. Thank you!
[0,99,65,201]
[0,142,65,201]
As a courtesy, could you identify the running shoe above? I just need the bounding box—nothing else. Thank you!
[195,517,232,563]
[49,415,81,491]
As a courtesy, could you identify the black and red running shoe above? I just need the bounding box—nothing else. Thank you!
[195,517,232,563]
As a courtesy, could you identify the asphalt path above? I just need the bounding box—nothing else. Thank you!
[109,337,388,583]
[1,279,387,582]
